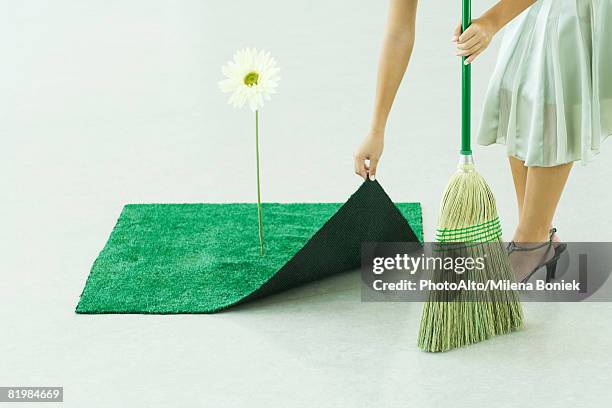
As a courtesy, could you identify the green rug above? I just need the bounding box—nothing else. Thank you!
[76,180,422,314]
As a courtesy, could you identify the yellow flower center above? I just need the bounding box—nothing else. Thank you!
[244,72,259,87]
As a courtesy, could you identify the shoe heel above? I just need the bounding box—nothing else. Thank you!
[546,261,557,283]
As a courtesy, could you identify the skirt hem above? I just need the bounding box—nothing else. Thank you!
[478,131,611,167]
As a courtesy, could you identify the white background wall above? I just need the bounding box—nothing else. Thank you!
[2,0,610,241]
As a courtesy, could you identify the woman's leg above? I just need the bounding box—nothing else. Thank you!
[509,162,573,281]
[513,162,573,243]
[508,157,528,219]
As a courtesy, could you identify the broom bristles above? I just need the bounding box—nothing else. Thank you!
[417,159,523,352]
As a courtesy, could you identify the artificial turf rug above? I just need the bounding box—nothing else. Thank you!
[76,180,422,314]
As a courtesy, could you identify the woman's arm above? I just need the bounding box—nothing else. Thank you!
[454,0,537,64]
[354,0,418,180]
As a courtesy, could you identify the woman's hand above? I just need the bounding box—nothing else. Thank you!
[452,17,499,64]
[354,130,384,180]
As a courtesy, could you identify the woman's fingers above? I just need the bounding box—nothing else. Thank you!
[455,23,492,61]
[452,17,497,64]
[456,34,481,50]
[354,156,379,180]
[465,49,484,65]
[456,41,482,56]
[458,25,477,43]
[354,156,368,179]
[354,132,384,179]
[451,21,461,42]
[368,159,379,181]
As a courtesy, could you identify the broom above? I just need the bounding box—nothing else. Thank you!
[417,0,523,352]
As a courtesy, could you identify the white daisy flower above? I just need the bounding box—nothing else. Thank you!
[219,48,280,111]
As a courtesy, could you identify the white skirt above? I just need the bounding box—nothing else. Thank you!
[478,0,612,167]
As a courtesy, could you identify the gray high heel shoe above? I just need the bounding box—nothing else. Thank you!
[550,227,567,258]
[508,238,560,283]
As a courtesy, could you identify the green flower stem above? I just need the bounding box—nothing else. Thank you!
[255,110,264,256]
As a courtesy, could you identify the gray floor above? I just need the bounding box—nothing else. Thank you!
[2,1,612,407]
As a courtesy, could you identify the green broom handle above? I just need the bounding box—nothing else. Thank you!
[461,0,472,155]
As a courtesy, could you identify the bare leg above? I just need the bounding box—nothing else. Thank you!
[508,156,528,219]
[514,162,573,243]
[509,156,560,242]
[509,162,573,282]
